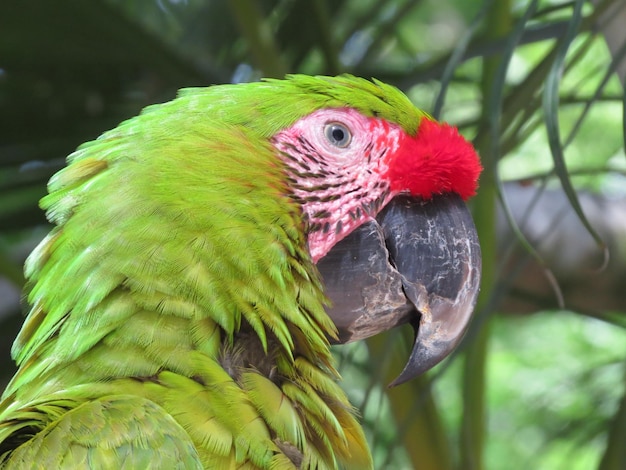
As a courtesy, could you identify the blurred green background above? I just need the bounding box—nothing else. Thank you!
[1,0,625,469]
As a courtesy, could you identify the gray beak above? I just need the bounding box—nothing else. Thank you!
[317,193,481,386]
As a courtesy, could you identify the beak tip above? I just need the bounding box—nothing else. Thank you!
[387,333,453,387]
[387,339,456,387]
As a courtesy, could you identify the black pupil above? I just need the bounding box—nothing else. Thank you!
[331,127,345,142]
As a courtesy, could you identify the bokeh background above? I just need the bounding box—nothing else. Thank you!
[1,1,625,468]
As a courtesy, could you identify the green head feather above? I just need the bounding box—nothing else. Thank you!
[176,74,428,139]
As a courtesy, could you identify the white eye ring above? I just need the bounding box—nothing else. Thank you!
[324,122,352,148]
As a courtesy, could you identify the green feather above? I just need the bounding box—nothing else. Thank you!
[241,372,305,449]
[2,396,203,469]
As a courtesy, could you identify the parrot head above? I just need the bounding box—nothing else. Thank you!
[269,76,482,385]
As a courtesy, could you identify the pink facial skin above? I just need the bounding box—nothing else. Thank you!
[272,108,481,262]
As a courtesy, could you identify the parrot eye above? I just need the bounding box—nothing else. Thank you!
[324,122,352,148]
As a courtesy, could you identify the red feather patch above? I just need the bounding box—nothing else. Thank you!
[385,118,482,200]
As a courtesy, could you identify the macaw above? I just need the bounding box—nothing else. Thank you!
[0,75,481,469]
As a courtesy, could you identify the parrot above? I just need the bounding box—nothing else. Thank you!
[0,75,482,469]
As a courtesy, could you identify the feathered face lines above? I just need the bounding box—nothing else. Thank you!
[272,107,400,262]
